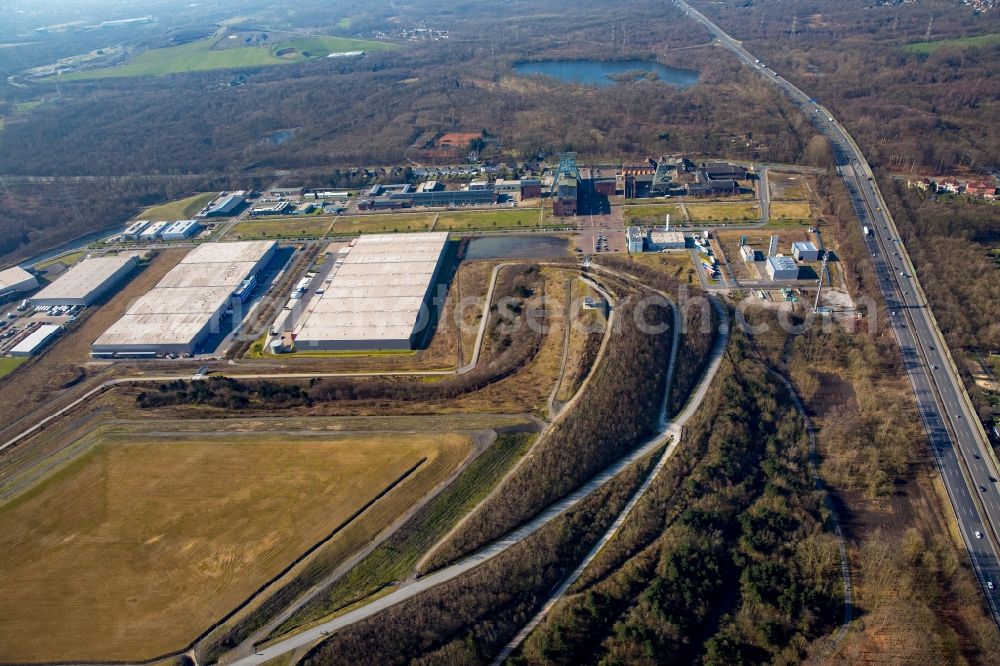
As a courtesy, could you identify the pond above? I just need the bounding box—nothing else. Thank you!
[464,235,570,260]
[513,59,699,88]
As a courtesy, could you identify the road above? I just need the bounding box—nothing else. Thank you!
[227,275,728,665]
[673,0,1000,623]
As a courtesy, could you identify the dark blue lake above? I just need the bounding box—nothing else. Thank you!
[513,59,699,88]
[464,235,569,260]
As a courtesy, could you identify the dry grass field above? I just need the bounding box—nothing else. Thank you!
[622,203,683,225]
[229,217,334,240]
[769,201,815,221]
[0,431,470,662]
[685,201,760,222]
[331,213,435,235]
[767,172,812,200]
[625,251,698,285]
[435,209,542,231]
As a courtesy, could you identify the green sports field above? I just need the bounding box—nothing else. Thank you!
[54,35,397,80]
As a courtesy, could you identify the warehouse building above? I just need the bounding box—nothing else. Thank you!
[294,232,448,351]
[792,241,820,262]
[647,230,686,250]
[161,219,203,240]
[200,192,245,217]
[92,240,275,357]
[139,221,169,241]
[0,266,39,299]
[121,220,151,240]
[626,226,645,253]
[32,254,139,306]
[9,324,61,357]
[766,256,799,281]
[552,154,580,217]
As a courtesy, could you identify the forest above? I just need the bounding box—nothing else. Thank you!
[880,179,1000,429]
[691,0,1000,175]
[0,0,825,264]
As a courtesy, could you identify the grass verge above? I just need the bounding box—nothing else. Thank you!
[268,432,536,638]
[137,192,217,221]
[0,357,26,379]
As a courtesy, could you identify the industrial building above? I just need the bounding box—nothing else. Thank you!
[0,266,39,299]
[552,153,580,217]
[766,256,799,281]
[740,245,757,262]
[139,221,169,241]
[31,254,139,306]
[651,158,681,196]
[792,241,820,261]
[701,162,748,180]
[626,227,644,253]
[121,220,151,240]
[367,184,413,197]
[92,240,275,357]
[161,219,203,240]
[494,179,542,201]
[9,324,61,357]
[647,230,686,250]
[200,192,245,217]
[584,167,616,197]
[293,232,449,351]
[358,188,496,209]
[250,201,293,216]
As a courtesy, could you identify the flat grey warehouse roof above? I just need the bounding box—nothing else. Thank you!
[92,240,275,354]
[31,255,138,304]
[294,232,449,350]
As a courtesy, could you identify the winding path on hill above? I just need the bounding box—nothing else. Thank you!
[226,285,729,666]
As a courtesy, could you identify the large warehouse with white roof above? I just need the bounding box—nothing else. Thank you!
[0,266,38,299]
[31,254,139,306]
[92,240,275,357]
[294,232,449,351]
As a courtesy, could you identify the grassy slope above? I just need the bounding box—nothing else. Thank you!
[230,217,334,240]
[269,433,536,637]
[137,192,216,221]
[56,35,396,81]
[332,213,435,234]
[0,432,469,662]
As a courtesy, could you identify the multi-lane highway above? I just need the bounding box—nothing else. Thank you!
[672,0,1000,621]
